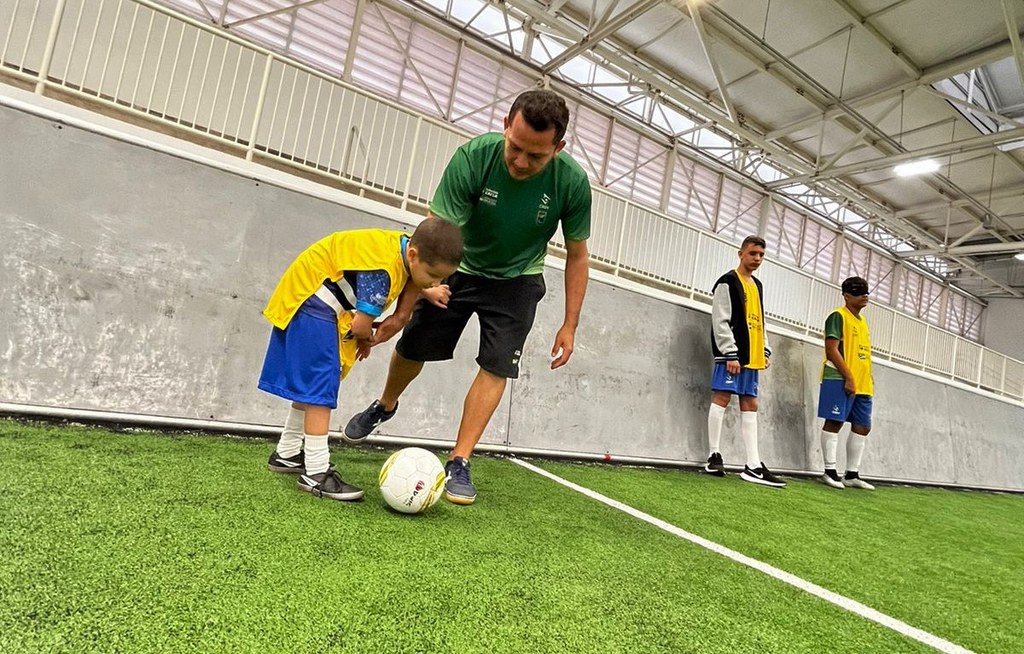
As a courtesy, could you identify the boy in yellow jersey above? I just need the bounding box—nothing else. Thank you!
[704,235,785,488]
[817,276,875,490]
[258,217,463,501]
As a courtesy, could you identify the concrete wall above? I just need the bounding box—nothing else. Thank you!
[984,298,1024,361]
[2,103,1023,490]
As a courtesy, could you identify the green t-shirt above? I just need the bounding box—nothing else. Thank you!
[429,132,592,278]
[822,311,846,380]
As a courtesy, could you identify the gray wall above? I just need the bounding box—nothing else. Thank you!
[984,298,1024,361]
[3,104,1023,491]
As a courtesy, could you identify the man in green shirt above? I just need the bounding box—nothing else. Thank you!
[345,90,592,505]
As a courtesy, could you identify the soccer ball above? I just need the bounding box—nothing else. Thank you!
[378,447,446,514]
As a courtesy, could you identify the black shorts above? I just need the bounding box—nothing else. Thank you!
[396,271,546,379]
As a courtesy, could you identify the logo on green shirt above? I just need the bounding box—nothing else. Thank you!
[536,193,551,225]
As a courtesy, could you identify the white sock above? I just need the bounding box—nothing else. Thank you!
[820,429,838,470]
[303,434,330,476]
[707,404,726,456]
[846,433,867,473]
[276,407,305,458]
[740,411,760,469]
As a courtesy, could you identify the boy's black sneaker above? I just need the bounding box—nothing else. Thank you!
[740,463,786,488]
[343,400,398,443]
[298,465,364,501]
[702,452,726,477]
[268,450,304,473]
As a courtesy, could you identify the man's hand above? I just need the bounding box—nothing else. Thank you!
[726,360,742,375]
[550,324,576,370]
[421,284,451,309]
[371,313,410,346]
[843,377,856,395]
[764,357,772,369]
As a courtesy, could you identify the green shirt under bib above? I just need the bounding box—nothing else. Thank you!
[429,132,592,279]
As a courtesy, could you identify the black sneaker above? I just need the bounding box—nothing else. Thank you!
[444,457,477,505]
[268,450,304,473]
[297,465,364,501]
[702,452,726,477]
[740,463,786,488]
[820,468,844,489]
[343,400,398,443]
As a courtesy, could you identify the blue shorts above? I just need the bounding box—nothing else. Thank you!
[817,379,872,427]
[710,363,759,397]
[257,298,341,408]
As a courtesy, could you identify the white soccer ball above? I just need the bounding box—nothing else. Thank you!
[378,447,446,514]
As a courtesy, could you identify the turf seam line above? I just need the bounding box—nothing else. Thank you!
[510,458,975,654]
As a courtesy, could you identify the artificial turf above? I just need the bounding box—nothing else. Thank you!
[1,418,1017,653]
[535,458,1024,654]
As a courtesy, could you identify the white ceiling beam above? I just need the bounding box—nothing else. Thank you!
[948,224,987,249]
[894,186,1024,218]
[817,95,905,171]
[766,38,1019,140]
[767,125,1024,187]
[685,0,736,122]
[922,85,1024,127]
[541,0,663,73]
[829,0,921,77]
[900,241,1024,257]
[194,0,216,23]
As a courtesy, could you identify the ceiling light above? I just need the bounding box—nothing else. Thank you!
[893,159,941,177]
[1015,252,1024,261]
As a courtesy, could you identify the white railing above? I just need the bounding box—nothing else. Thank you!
[2,0,1022,402]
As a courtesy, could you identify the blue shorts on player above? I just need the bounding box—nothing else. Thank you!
[258,295,341,408]
[817,379,872,427]
[710,362,759,397]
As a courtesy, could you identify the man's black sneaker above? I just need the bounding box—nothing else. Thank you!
[268,450,304,473]
[843,471,875,490]
[444,457,477,505]
[820,468,844,489]
[740,463,786,488]
[343,400,398,443]
[297,465,364,501]
[702,452,726,477]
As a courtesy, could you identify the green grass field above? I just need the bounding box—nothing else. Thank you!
[1,418,1021,653]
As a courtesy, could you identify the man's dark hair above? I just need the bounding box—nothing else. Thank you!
[508,90,570,144]
[740,235,767,250]
[410,216,463,267]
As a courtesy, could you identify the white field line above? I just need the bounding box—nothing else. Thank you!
[510,458,974,654]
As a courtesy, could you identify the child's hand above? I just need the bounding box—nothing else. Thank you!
[421,284,451,308]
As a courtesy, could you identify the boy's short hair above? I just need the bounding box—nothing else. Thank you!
[410,216,463,266]
[740,235,767,250]
[508,90,570,144]
[841,276,870,296]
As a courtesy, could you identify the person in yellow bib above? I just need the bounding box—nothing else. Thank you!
[704,235,785,488]
[817,276,875,491]
[258,217,463,501]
